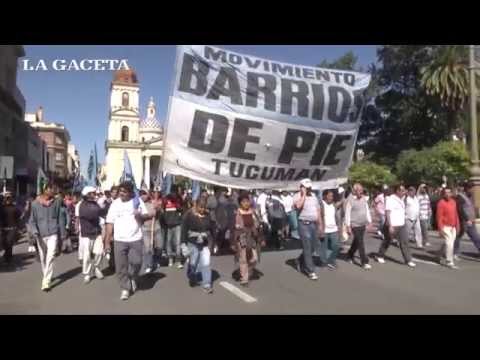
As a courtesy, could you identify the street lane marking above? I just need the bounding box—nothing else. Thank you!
[411,257,439,266]
[219,281,258,303]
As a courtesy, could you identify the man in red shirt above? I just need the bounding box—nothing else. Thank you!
[436,187,460,269]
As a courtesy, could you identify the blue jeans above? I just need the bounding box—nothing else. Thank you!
[287,211,298,231]
[297,221,319,274]
[319,231,339,265]
[187,243,212,288]
[166,225,181,259]
[454,222,480,255]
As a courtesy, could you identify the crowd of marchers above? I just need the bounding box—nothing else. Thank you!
[0,178,479,300]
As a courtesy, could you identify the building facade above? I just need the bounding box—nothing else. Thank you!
[26,107,72,188]
[103,69,163,190]
[0,45,26,194]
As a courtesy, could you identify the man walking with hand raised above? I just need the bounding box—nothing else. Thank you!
[293,179,323,280]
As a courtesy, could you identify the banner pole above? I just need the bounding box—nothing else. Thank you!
[159,45,182,183]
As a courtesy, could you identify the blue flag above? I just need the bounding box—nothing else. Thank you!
[87,150,94,185]
[191,180,201,201]
[120,150,140,209]
[93,143,99,186]
[161,173,174,195]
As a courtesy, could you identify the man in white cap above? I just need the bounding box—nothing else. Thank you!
[78,186,106,284]
[293,178,323,280]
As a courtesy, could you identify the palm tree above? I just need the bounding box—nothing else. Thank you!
[420,45,469,138]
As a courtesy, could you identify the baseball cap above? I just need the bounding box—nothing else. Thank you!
[81,186,97,197]
[300,178,313,188]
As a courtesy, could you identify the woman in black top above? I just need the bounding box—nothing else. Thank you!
[181,198,214,294]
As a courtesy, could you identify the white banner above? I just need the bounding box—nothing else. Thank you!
[163,45,371,190]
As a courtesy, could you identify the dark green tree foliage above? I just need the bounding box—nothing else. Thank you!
[348,161,397,190]
[318,51,360,71]
[395,141,469,186]
[367,46,458,164]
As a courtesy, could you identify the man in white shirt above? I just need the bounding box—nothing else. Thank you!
[256,191,269,225]
[281,190,296,240]
[105,182,150,301]
[319,190,340,270]
[75,197,84,264]
[376,184,416,267]
[405,186,423,249]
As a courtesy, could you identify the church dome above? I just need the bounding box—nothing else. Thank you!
[140,97,162,131]
[113,68,138,85]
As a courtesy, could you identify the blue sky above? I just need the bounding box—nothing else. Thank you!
[17,45,377,175]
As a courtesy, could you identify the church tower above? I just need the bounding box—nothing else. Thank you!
[104,69,143,189]
[108,69,140,142]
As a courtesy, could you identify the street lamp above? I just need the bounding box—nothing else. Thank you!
[469,45,480,216]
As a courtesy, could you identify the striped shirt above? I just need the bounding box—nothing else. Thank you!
[418,194,431,220]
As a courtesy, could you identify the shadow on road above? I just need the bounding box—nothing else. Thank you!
[102,267,115,278]
[230,268,264,282]
[460,252,480,261]
[138,272,166,291]
[285,258,301,274]
[50,266,82,289]
[411,252,439,263]
[0,253,35,273]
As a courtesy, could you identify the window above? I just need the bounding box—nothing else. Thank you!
[55,152,63,161]
[55,135,63,145]
[121,126,129,142]
[122,92,129,107]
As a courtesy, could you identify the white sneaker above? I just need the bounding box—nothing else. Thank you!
[376,257,385,264]
[176,262,184,269]
[120,290,129,300]
[377,230,383,237]
[407,261,416,268]
[131,279,137,293]
[84,275,91,284]
[446,262,459,270]
[425,242,431,246]
[363,264,372,270]
[168,258,174,267]
[145,267,152,274]
[454,255,460,261]
[28,246,36,253]
[308,273,318,280]
[41,279,50,291]
[95,268,104,280]
[213,245,218,255]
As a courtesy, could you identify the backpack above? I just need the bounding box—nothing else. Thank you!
[267,197,286,220]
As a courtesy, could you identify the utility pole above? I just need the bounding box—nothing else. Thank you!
[469,45,480,216]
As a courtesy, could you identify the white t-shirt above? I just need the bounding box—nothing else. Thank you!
[75,201,82,232]
[256,192,268,223]
[281,194,294,213]
[106,198,148,242]
[322,201,338,233]
[405,196,420,221]
[385,195,406,227]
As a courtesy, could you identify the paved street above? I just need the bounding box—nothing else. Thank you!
[1,231,480,314]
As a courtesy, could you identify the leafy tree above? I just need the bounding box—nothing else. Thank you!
[420,45,469,138]
[364,45,457,164]
[317,51,360,71]
[395,141,469,186]
[348,161,397,190]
